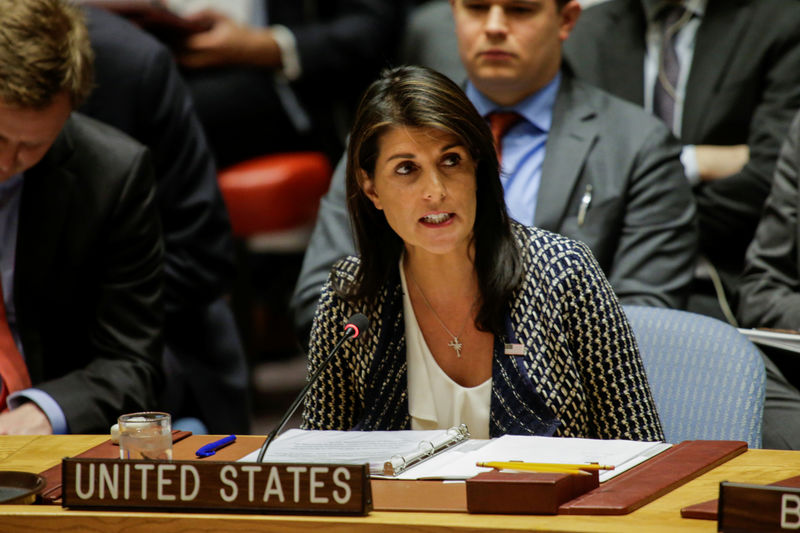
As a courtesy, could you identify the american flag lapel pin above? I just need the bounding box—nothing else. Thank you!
[504,343,525,356]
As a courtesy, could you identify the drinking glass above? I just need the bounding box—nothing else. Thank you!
[118,412,172,460]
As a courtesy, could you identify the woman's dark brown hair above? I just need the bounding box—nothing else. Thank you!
[342,65,522,335]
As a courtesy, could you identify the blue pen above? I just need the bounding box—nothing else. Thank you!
[195,435,237,458]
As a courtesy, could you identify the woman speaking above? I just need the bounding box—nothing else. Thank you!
[302,66,663,442]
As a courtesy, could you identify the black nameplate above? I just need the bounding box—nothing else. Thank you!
[719,481,800,532]
[61,458,371,515]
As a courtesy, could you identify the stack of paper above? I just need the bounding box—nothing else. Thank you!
[239,429,670,483]
[392,435,670,482]
[239,427,468,476]
[738,328,800,354]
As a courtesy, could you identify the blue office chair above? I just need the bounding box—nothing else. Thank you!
[623,305,765,448]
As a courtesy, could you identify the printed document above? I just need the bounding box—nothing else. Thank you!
[240,429,669,482]
[738,328,800,354]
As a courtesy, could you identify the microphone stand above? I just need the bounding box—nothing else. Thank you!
[255,328,357,463]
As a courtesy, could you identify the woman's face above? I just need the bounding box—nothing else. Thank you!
[361,125,478,260]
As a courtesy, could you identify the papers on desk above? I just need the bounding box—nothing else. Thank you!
[239,426,469,476]
[399,435,670,482]
[239,429,670,483]
[738,328,800,354]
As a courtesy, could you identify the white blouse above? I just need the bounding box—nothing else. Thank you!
[399,260,492,439]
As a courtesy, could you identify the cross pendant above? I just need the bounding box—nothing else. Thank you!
[448,337,463,358]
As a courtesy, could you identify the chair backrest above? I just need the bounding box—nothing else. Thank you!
[217,152,332,252]
[623,305,765,448]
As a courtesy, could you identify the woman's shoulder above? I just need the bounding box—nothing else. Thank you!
[318,255,403,346]
[329,255,362,290]
[331,255,361,277]
[509,223,615,316]
[313,257,362,340]
[511,222,595,268]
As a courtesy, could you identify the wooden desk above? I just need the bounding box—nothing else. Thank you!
[0,435,798,533]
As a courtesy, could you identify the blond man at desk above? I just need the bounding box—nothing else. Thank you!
[0,0,163,435]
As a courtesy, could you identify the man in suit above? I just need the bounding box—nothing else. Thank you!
[738,111,800,449]
[291,0,697,338]
[564,0,800,320]
[80,6,250,434]
[0,0,163,434]
[168,0,406,167]
[739,111,800,333]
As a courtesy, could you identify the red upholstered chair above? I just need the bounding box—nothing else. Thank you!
[218,152,332,360]
[218,152,332,251]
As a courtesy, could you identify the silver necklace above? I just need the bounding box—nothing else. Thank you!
[407,271,474,359]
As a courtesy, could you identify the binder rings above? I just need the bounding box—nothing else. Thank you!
[383,424,470,476]
[236,424,472,477]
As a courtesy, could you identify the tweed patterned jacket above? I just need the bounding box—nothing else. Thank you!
[302,224,664,441]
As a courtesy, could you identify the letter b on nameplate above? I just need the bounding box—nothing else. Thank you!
[62,458,371,515]
[719,481,800,532]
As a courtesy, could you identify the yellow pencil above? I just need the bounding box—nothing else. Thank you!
[476,462,588,475]
[477,461,614,472]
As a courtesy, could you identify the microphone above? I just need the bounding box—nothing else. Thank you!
[255,313,369,463]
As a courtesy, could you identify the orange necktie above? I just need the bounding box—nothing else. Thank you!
[488,111,522,165]
[0,277,31,410]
